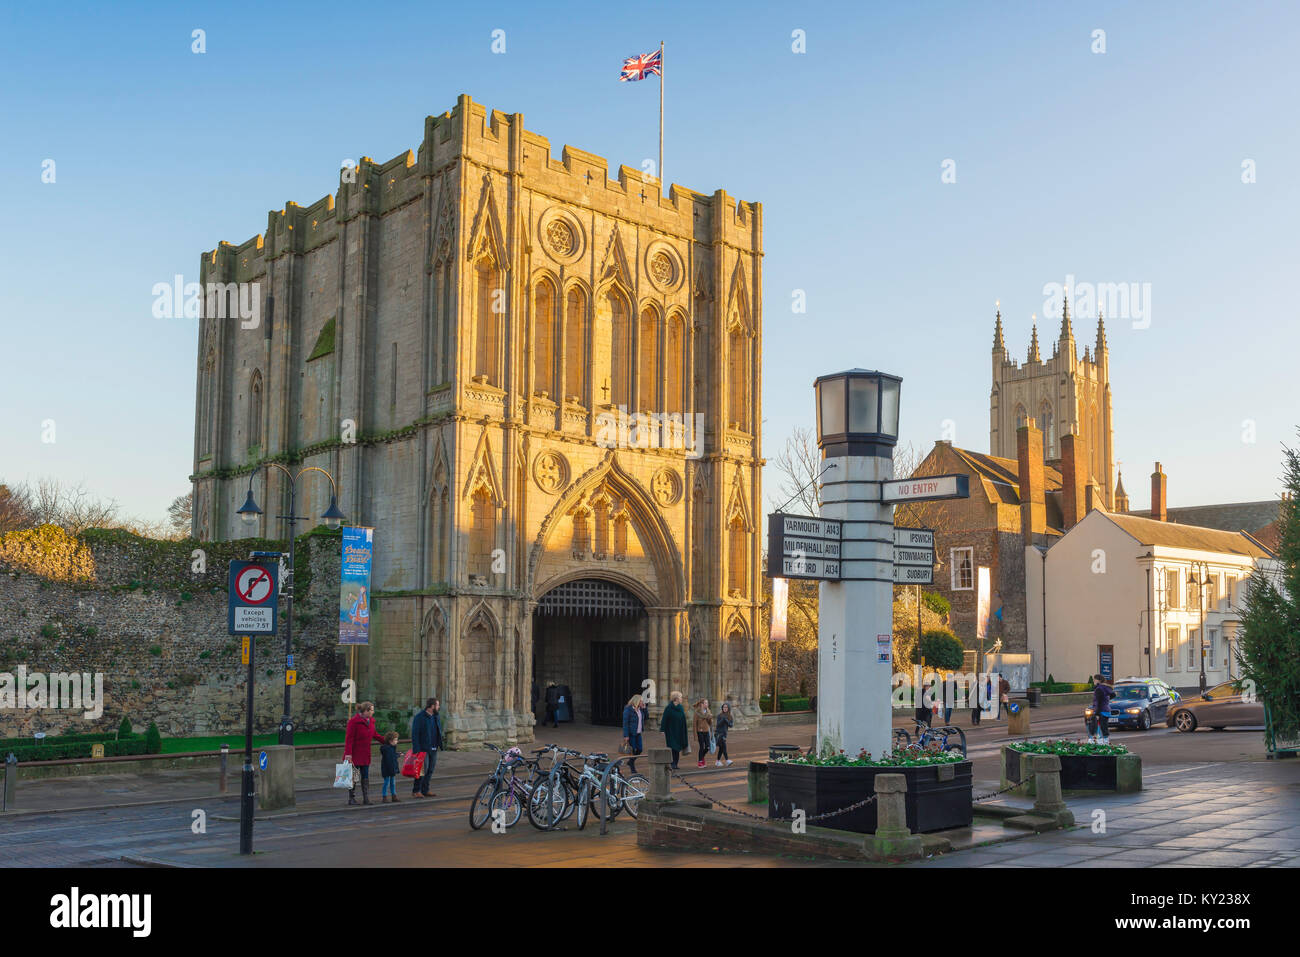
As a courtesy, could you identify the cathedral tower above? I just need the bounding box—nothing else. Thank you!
[989,295,1114,508]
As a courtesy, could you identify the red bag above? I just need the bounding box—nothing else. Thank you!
[401,749,426,778]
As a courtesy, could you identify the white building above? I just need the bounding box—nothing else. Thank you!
[1026,509,1275,689]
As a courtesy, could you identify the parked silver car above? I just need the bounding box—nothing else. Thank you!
[1167,679,1265,732]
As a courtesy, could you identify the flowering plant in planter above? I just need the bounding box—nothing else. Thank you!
[775,746,965,768]
[1009,739,1129,756]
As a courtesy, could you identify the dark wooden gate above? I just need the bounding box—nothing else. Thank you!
[590,642,648,726]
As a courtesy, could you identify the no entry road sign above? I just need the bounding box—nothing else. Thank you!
[882,474,969,503]
[228,560,279,635]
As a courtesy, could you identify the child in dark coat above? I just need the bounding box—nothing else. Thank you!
[379,731,401,803]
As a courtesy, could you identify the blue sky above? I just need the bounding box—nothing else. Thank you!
[2,0,1296,524]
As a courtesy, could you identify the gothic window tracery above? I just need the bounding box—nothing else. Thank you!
[533,278,557,397]
[565,287,587,403]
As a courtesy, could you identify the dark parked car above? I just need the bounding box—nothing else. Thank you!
[1167,679,1265,732]
[1083,679,1174,731]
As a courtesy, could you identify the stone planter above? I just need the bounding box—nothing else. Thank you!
[767,760,972,834]
[1001,746,1141,794]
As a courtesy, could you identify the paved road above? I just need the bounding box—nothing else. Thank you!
[1,706,1293,867]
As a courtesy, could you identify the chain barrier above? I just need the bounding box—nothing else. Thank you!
[972,779,1026,802]
[668,769,878,823]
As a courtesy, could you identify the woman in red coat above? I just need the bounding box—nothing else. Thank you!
[343,702,387,806]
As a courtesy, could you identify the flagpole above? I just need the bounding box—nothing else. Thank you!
[658,40,664,197]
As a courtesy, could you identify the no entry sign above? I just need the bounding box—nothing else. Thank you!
[229,560,279,635]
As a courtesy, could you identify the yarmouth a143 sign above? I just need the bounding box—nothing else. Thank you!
[766,512,842,581]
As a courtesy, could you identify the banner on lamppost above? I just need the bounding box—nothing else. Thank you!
[770,577,788,642]
[976,566,992,640]
[339,526,374,645]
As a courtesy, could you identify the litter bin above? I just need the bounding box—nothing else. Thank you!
[1026,687,1042,708]
[768,745,803,763]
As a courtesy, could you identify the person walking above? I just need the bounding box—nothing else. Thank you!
[692,699,713,769]
[714,702,734,767]
[543,682,560,729]
[410,697,444,798]
[1091,674,1115,744]
[941,673,958,726]
[914,681,933,729]
[343,702,386,806]
[379,731,400,803]
[998,675,1011,718]
[659,691,688,770]
[622,693,648,773]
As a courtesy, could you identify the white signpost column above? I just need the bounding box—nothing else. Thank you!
[811,370,904,760]
[818,453,896,759]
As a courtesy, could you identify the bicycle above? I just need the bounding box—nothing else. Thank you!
[526,745,585,831]
[910,719,967,757]
[469,744,546,830]
[572,751,649,830]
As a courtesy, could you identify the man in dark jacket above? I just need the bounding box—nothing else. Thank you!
[1091,675,1115,745]
[410,697,444,797]
[544,683,560,728]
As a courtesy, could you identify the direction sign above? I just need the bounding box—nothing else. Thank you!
[767,512,842,581]
[228,560,279,636]
[258,751,268,771]
[882,474,970,503]
[893,527,934,548]
[893,563,934,584]
[893,547,935,566]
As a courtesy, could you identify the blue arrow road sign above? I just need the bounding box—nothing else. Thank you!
[258,751,268,771]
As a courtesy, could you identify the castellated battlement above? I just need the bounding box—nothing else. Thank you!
[203,93,760,286]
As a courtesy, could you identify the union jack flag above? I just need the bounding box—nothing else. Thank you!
[620,49,662,82]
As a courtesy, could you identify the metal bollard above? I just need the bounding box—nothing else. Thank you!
[3,753,16,812]
[219,744,229,794]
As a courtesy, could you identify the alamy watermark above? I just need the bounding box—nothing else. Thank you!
[152,275,261,328]
[0,667,104,719]
[1042,273,1151,329]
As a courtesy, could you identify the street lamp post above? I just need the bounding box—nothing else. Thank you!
[813,369,902,759]
[238,465,345,745]
[1188,561,1210,693]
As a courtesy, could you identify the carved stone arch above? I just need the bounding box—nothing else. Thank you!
[723,608,751,640]
[725,467,753,532]
[462,427,504,505]
[465,171,508,269]
[421,600,447,641]
[430,432,451,491]
[464,599,502,643]
[432,178,457,267]
[527,451,684,608]
[461,599,500,710]
[596,224,635,291]
[725,254,752,335]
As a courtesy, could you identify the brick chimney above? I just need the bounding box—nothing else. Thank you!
[1150,462,1167,522]
[1060,431,1088,529]
[1017,419,1047,544]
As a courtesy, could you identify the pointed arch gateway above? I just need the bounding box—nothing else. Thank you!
[526,452,685,726]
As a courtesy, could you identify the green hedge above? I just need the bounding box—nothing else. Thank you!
[760,695,811,713]
[1,737,149,763]
[1030,682,1093,694]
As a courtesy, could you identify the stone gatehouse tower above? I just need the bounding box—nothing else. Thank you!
[191,95,763,745]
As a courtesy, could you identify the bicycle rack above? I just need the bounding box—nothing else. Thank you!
[598,756,624,835]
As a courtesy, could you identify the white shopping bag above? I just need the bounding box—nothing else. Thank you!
[333,760,355,789]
